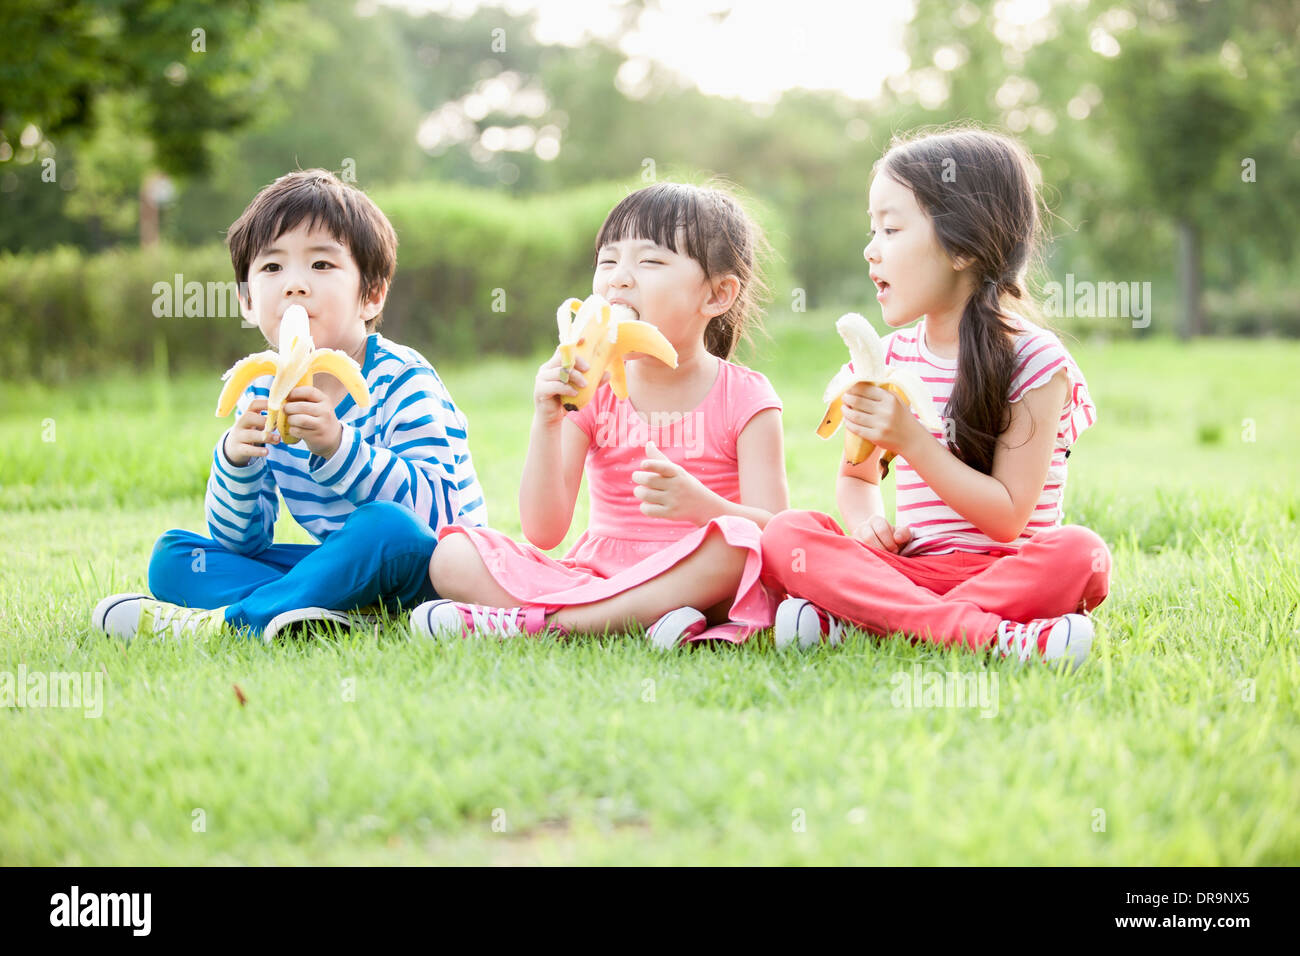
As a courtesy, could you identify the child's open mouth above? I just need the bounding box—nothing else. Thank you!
[874,278,890,301]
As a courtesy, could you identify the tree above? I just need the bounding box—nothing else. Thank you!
[165,0,425,245]
[1099,3,1286,337]
[899,0,1299,337]
[0,0,285,251]
[0,0,274,175]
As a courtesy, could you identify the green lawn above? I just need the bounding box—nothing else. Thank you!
[2,315,1297,864]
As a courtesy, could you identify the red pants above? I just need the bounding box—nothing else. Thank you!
[760,511,1111,650]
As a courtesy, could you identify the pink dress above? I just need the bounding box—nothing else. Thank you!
[438,359,783,631]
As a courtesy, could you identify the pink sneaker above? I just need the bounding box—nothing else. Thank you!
[410,600,555,639]
[995,614,1094,670]
[646,609,757,649]
[646,607,708,650]
[773,598,844,650]
[682,622,757,646]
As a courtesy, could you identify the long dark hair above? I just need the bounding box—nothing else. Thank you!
[878,128,1045,475]
[595,181,769,360]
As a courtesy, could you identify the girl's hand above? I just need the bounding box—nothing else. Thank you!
[841,383,929,458]
[281,385,344,459]
[533,351,609,426]
[632,441,721,525]
[223,398,278,466]
[851,515,913,554]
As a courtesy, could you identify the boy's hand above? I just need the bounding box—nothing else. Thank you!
[223,399,279,467]
[280,385,344,459]
[851,514,912,554]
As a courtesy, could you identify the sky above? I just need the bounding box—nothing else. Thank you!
[387,0,1071,163]
[384,0,921,102]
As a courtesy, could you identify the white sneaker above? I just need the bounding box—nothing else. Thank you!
[92,593,228,643]
[646,607,708,650]
[410,599,550,639]
[773,597,844,650]
[995,613,1094,671]
[263,607,383,643]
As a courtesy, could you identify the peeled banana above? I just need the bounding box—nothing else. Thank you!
[817,312,943,465]
[556,294,678,411]
[215,304,371,444]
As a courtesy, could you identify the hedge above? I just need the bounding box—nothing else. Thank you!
[1,177,1292,381]
[0,180,628,380]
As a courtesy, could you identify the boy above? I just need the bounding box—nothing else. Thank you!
[93,169,487,641]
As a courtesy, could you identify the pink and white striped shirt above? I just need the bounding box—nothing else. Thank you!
[875,316,1096,557]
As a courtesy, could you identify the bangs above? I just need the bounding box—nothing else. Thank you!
[595,183,711,274]
[242,183,354,265]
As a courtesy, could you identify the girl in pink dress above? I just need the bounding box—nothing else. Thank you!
[410,182,789,647]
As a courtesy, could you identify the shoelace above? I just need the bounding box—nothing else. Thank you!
[466,604,526,636]
[147,604,219,639]
[811,606,843,646]
[997,619,1047,663]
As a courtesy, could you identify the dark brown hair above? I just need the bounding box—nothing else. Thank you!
[594,181,769,360]
[227,168,398,331]
[877,127,1045,475]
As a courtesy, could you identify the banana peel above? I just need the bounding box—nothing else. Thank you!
[556,294,678,411]
[214,304,371,444]
[817,312,943,465]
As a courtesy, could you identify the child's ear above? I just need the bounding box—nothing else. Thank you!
[238,286,256,325]
[951,254,974,272]
[704,274,741,319]
[360,280,389,325]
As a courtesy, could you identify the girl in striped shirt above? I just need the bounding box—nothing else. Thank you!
[761,128,1110,669]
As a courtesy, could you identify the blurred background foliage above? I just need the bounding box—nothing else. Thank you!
[0,0,1297,378]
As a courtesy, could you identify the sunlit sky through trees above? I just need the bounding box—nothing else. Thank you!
[379,0,964,102]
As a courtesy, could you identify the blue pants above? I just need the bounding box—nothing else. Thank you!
[148,502,440,634]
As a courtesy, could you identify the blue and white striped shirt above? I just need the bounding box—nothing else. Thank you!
[205,334,487,554]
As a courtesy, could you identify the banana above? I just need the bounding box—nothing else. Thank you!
[555,294,678,411]
[214,304,371,444]
[817,312,943,465]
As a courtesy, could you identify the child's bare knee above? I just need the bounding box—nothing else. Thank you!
[430,534,475,592]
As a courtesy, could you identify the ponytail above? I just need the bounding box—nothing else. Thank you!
[704,308,742,360]
[948,279,1018,475]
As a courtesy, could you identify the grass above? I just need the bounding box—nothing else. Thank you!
[1,312,1298,864]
